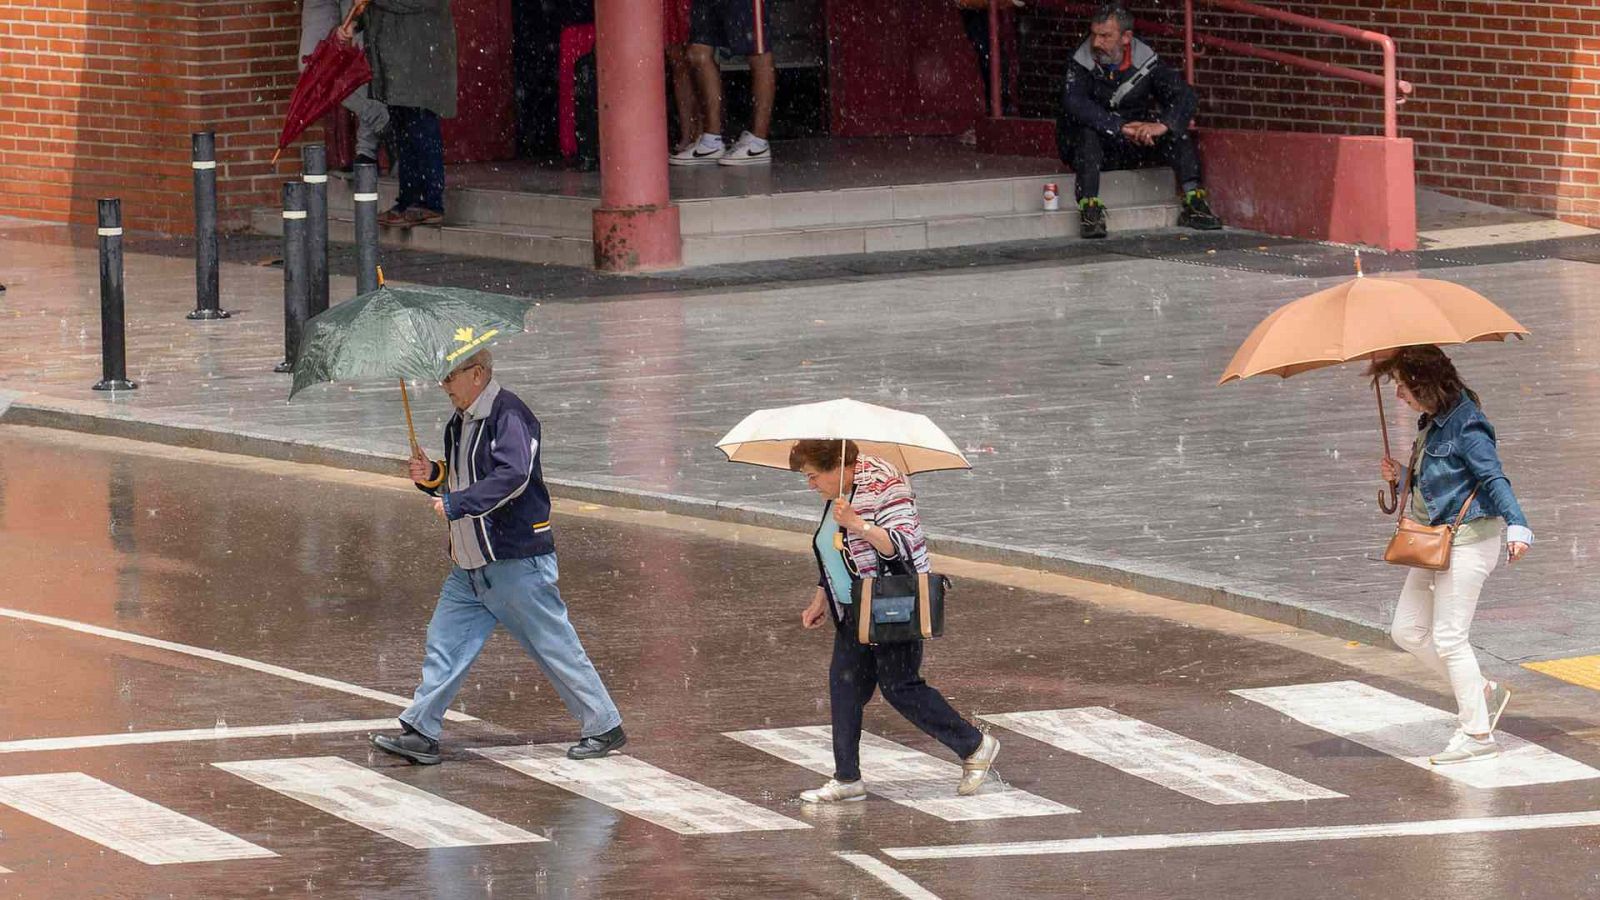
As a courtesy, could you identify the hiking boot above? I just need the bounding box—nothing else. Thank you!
[1485,681,1512,733]
[670,133,725,166]
[1179,189,1223,230]
[800,778,867,803]
[371,724,441,765]
[958,733,1000,796]
[1078,198,1108,239]
[718,131,772,166]
[567,725,628,760]
[1429,730,1499,765]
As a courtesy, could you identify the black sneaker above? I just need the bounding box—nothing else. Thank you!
[1179,189,1223,230]
[1079,199,1108,239]
[567,725,627,760]
[371,724,441,765]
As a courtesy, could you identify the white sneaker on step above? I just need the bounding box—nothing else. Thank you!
[718,131,771,166]
[670,134,725,166]
[800,778,867,803]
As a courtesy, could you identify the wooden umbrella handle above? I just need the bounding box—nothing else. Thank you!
[1374,378,1399,514]
[400,378,420,456]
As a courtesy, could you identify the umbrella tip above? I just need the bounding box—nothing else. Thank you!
[376,265,385,287]
[1354,248,1364,278]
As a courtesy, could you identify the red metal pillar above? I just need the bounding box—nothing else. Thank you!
[592,0,681,271]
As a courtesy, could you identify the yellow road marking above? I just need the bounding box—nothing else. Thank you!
[1524,655,1600,691]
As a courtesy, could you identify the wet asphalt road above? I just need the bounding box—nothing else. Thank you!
[0,427,1597,900]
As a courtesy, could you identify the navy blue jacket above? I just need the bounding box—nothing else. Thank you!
[1059,37,1197,139]
[416,386,556,560]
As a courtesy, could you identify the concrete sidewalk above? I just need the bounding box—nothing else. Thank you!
[3,221,1598,667]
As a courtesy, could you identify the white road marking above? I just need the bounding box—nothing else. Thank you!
[214,757,542,849]
[0,606,474,723]
[884,809,1600,860]
[835,852,943,900]
[724,726,1074,822]
[981,708,1344,804]
[0,772,275,865]
[472,744,809,835]
[0,719,400,754]
[1233,680,1600,789]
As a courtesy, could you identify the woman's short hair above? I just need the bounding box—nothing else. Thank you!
[1367,345,1478,414]
[788,439,861,473]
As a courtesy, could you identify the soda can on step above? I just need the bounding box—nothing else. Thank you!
[1043,182,1060,212]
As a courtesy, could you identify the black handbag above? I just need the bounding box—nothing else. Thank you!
[844,551,948,645]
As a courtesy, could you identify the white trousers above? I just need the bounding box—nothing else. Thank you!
[1389,536,1501,735]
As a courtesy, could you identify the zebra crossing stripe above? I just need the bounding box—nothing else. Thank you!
[0,719,399,754]
[0,773,274,865]
[835,852,944,900]
[724,726,1075,822]
[1233,680,1600,789]
[980,708,1344,804]
[213,757,542,849]
[471,744,809,835]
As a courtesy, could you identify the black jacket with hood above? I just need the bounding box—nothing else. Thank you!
[1057,36,1198,143]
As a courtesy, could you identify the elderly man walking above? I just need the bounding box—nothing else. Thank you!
[371,350,627,764]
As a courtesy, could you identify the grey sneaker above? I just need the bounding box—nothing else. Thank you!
[799,778,867,803]
[958,734,1000,796]
[1485,681,1512,733]
[1430,731,1499,765]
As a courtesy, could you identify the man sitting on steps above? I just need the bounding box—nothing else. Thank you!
[1057,3,1221,239]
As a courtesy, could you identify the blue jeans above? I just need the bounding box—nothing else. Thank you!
[400,554,622,741]
[388,105,445,214]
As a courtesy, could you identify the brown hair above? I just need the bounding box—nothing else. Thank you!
[788,439,860,473]
[1367,345,1480,415]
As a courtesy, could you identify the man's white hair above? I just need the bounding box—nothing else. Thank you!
[452,348,493,376]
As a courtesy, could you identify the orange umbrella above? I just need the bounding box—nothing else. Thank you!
[1219,265,1529,512]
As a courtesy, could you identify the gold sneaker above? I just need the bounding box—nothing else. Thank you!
[958,734,1000,796]
[800,779,867,803]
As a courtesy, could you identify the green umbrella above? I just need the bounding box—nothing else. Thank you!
[288,279,534,452]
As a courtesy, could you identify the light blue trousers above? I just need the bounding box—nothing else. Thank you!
[399,554,623,741]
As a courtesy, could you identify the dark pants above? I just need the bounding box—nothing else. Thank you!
[829,623,983,782]
[389,106,445,214]
[1061,122,1203,202]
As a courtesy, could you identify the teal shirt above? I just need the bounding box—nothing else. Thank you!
[816,501,855,606]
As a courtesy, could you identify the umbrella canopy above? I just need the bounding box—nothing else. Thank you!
[273,10,372,165]
[1218,276,1528,385]
[289,283,532,399]
[715,398,970,475]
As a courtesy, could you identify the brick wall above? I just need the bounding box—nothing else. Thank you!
[0,0,301,235]
[1018,1,1600,226]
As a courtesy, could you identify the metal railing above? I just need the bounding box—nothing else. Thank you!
[988,0,1413,139]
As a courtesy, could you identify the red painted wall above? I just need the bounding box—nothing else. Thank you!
[825,0,987,136]
[444,0,516,164]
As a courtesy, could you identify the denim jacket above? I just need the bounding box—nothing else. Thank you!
[1398,395,1533,546]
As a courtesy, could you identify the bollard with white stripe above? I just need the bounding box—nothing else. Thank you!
[274,182,309,374]
[187,131,230,321]
[302,143,330,317]
[92,199,137,392]
[353,161,380,295]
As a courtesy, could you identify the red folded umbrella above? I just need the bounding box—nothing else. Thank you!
[271,2,373,165]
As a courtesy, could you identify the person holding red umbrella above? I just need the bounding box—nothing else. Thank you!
[301,0,390,166]
[343,0,457,228]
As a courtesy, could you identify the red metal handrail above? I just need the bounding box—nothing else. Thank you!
[988,0,1413,139]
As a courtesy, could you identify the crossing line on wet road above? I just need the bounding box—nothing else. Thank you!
[0,719,400,754]
[835,852,943,900]
[214,757,544,849]
[0,772,275,865]
[472,744,810,835]
[981,707,1344,804]
[1233,681,1600,789]
[882,809,1600,860]
[0,606,475,723]
[724,726,1075,821]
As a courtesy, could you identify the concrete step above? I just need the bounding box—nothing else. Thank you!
[249,207,594,269]
[327,176,598,234]
[679,202,1180,267]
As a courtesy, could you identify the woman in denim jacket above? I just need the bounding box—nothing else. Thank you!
[1372,346,1532,765]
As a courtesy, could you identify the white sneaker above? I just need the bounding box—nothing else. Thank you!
[958,734,1000,796]
[1430,731,1499,765]
[799,778,867,803]
[670,134,725,166]
[718,131,771,166]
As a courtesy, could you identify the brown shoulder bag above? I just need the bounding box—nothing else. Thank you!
[1382,442,1478,571]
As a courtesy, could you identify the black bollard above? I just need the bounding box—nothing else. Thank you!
[275,182,309,374]
[93,199,138,392]
[302,143,330,316]
[353,161,380,295]
[188,131,230,320]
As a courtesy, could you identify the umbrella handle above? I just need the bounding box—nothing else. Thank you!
[1378,481,1398,515]
[1373,377,1397,514]
[400,378,420,457]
